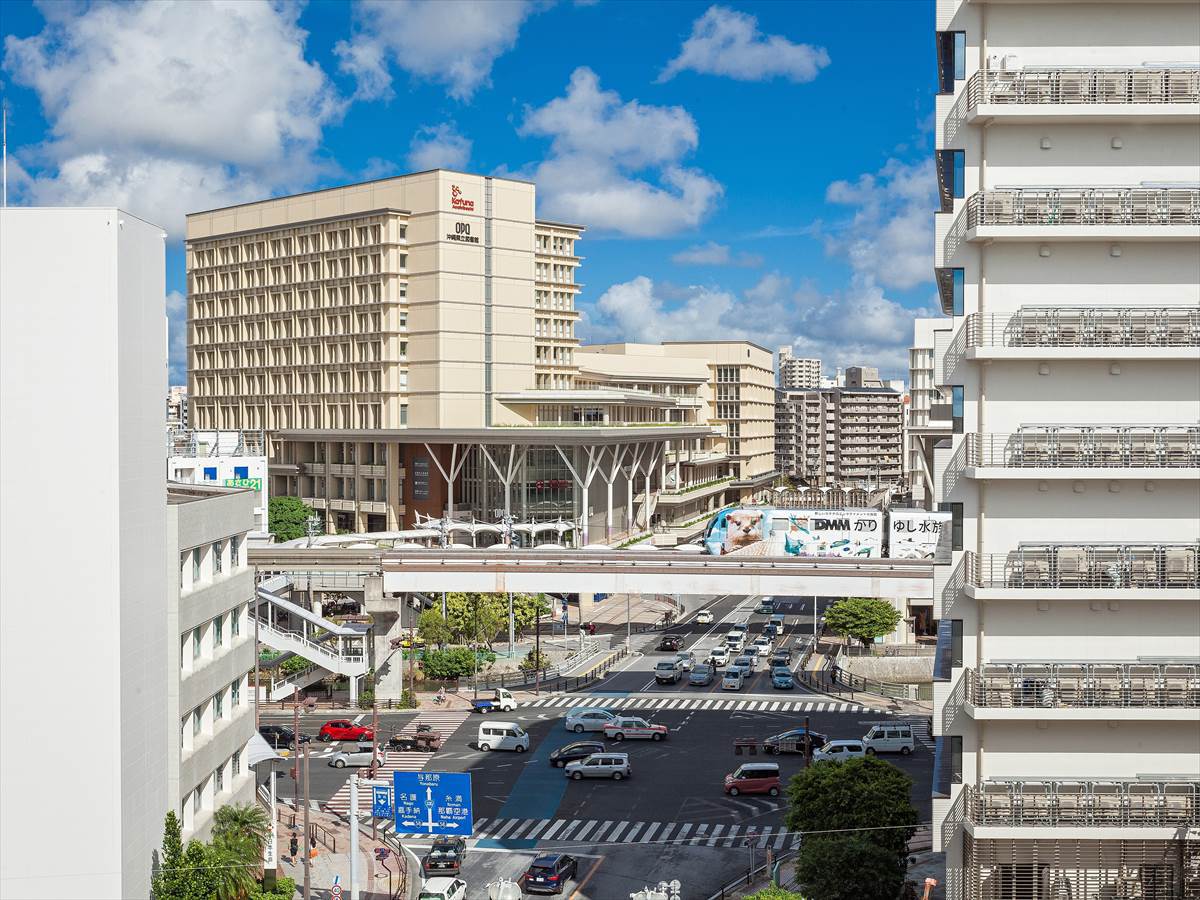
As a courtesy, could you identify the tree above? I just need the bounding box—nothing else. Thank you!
[518,648,551,673]
[785,756,918,900]
[794,836,903,900]
[511,593,550,633]
[444,593,505,647]
[267,497,314,543]
[417,609,454,648]
[822,597,902,647]
[421,647,478,680]
[153,811,187,900]
[211,803,270,876]
[742,889,809,900]
[181,840,219,900]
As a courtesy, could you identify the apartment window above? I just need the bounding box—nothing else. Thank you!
[935,268,964,316]
[192,627,202,660]
[230,535,241,568]
[192,548,201,582]
[231,678,241,706]
[193,707,202,737]
[935,150,965,213]
[212,541,223,574]
[948,735,962,784]
[180,716,187,750]
[951,385,964,433]
[936,31,966,94]
[938,501,964,550]
[214,763,224,793]
[232,750,241,775]
[213,615,224,648]
[230,605,241,637]
[203,466,217,481]
[213,690,224,721]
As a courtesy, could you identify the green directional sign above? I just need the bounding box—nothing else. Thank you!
[223,477,262,491]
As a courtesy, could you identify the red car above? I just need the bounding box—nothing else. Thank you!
[318,720,374,742]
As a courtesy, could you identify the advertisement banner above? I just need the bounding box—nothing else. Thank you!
[223,477,262,491]
[887,510,953,560]
[774,509,884,558]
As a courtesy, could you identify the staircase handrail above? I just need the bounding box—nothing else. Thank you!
[255,615,364,665]
[256,583,364,636]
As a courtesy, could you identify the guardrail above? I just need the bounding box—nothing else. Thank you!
[830,666,933,702]
[966,188,1200,228]
[966,780,1200,828]
[966,665,1200,708]
[963,307,1200,349]
[967,67,1200,107]
[966,429,1200,469]
[971,544,1200,590]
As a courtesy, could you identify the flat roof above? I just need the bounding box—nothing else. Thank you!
[662,339,773,354]
[276,426,717,445]
[167,482,251,504]
[187,168,535,218]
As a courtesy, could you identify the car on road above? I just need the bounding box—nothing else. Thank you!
[418,877,467,900]
[721,670,744,691]
[657,635,683,652]
[769,648,792,668]
[654,660,683,684]
[862,723,916,755]
[770,666,795,689]
[689,663,715,686]
[674,650,696,671]
[476,721,529,752]
[769,613,786,633]
[549,740,606,768]
[724,631,745,652]
[564,752,631,781]
[732,621,751,634]
[763,727,830,755]
[695,610,714,624]
[729,654,757,677]
[603,716,668,742]
[709,646,730,667]
[752,635,773,657]
[813,739,867,763]
[522,854,579,895]
[258,725,310,750]
[421,836,466,876]
[563,708,618,733]
[328,742,380,769]
[317,720,374,742]
[471,687,517,714]
[724,762,781,797]
[755,598,776,614]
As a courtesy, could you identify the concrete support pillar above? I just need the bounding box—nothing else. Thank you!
[674,441,681,490]
[349,673,359,704]
[626,472,634,535]
[644,472,651,527]
[605,480,613,541]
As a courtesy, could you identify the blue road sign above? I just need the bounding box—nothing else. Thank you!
[372,785,393,819]
[393,771,473,836]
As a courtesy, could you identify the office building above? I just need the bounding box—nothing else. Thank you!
[168,483,258,840]
[167,384,189,427]
[1,208,168,899]
[167,429,271,537]
[184,172,760,541]
[929,4,1200,898]
[775,384,905,487]
[777,347,822,389]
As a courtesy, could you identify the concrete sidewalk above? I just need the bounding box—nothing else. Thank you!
[277,801,408,899]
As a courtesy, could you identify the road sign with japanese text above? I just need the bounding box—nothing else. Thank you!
[393,771,473,836]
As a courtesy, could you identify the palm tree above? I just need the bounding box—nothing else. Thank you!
[210,803,272,899]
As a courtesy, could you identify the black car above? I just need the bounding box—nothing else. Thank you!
[421,836,466,875]
[259,725,310,750]
[548,740,605,769]
[763,727,830,755]
[523,854,579,895]
[657,635,683,652]
[769,649,792,668]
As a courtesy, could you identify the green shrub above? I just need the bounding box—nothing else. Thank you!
[421,647,478,679]
[357,690,375,710]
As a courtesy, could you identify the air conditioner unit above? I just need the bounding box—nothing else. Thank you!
[987,54,1003,71]
[1003,54,1021,71]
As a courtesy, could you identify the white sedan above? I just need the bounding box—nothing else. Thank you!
[328,743,380,769]
[603,717,668,742]
[563,708,618,734]
[695,610,714,625]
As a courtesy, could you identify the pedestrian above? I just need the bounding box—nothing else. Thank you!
[436,685,446,704]
[289,832,299,862]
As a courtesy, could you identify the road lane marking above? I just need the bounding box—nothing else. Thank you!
[707,824,724,846]
[641,822,662,842]
[623,822,645,842]
[569,857,604,900]
[574,820,599,842]
[541,820,567,840]
[558,820,583,840]
[607,821,630,843]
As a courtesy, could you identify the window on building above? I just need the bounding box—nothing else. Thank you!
[231,678,241,706]
[230,605,240,637]
[203,466,217,481]
[192,548,201,582]
[938,502,964,550]
[213,615,224,648]
[951,385,964,433]
[948,735,963,783]
[230,535,241,568]
[193,707,202,737]
[194,785,203,814]
[192,627,202,660]
[232,750,241,775]
[234,465,249,479]
[214,690,225,721]
[212,541,223,574]
[936,31,966,94]
[180,716,187,750]
[935,268,965,316]
[936,150,965,213]
[215,763,224,793]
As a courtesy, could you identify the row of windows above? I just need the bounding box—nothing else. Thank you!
[198,401,402,432]
[535,234,576,255]
[191,282,402,321]
[181,535,244,591]
[534,318,575,339]
[191,222,402,269]
[534,290,575,311]
[182,604,247,676]
[181,675,247,757]
[184,747,244,832]
[191,339,386,372]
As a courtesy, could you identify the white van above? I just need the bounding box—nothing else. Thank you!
[862,722,915,755]
[477,721,529,752]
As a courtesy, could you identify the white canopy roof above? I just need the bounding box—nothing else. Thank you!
[246,732,284,767]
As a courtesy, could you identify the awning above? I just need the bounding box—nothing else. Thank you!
[247,732,284,768]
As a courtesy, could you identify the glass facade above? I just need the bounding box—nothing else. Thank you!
[458,446,579,531]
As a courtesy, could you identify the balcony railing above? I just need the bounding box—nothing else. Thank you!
[966,188,1200,228]
[965,427,1200,469]
[966,780,1200,828]
[970,544,1200,590]
[966,663,1200,709]
[964,307,1200,349]
[967,67,1200,107]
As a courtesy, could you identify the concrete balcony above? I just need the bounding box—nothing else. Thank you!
[959,306,1200,362]
[964,780,1199,840]
[954,188,1200,246]
[359,464,386,477]
[966,66,1200,124]
[966,545,1200,600]
[963,427,1200,480]
[963,662,1200,722]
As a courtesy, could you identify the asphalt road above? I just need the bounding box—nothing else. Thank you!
[260,594,931,899]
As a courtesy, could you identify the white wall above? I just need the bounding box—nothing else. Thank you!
[1,208,166,899]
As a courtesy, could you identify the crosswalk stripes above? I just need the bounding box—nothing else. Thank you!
[387,815,803,849]
[324,709,472,814]
[516,693,881,714]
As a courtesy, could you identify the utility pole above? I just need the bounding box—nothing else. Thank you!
[292,701,301,795]
[507,592,514,657]
[371,702,379,841]
[254,575,262,729]
[473,593,479,700]
[803,715,813,767]
[535,604,542,696]
[302,737,312,900]
[625,593,631,652]
[349,774,359,900]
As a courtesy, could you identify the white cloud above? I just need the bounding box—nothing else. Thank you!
[824,158,934,291]
[581,272,932,379]
[335,0,536,101]
[660,5,830,83]
[671,241,763,267]
[519,67,723,237]
[408,123,472,172]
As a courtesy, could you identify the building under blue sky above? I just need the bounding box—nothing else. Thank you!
[2,0,934,382]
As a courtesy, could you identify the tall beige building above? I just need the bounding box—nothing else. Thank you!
[185,171,743,538]
[775,385,905,487]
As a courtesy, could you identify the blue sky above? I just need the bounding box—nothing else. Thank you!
[2,0,935,384]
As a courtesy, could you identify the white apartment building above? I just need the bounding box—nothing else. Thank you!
[777,347,822,389]
[169,483,258,840]
[168,384,189,427]
[908,317,955,507]
[929,3,1200,898]
[1,208,168,899]
[167,429,270,536]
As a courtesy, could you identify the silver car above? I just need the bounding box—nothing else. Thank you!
[564,752,631,781]
[563,708,618,734]
[328,742,380,769]
[674,650,696,671]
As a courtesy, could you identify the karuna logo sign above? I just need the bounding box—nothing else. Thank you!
[451,185,474,212]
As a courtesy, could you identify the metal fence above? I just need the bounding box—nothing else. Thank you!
[966,781,1200,828]
[963,307,1200,349]
[968,66,1200,106]
[966,664,1200,709]
[971,544,1200,590]
[965,428,1200,469]
[967,188,1200,228]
